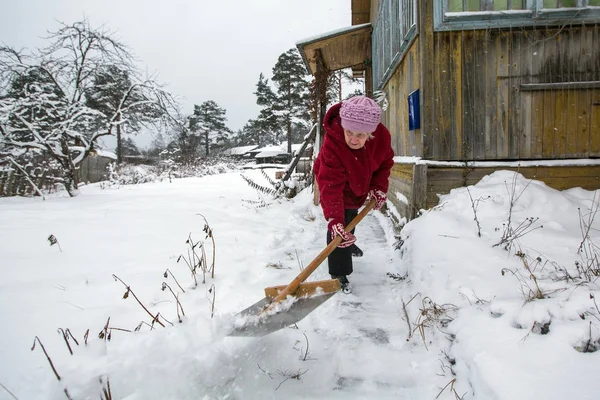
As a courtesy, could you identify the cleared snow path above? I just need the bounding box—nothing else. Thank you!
[220,202,444,400]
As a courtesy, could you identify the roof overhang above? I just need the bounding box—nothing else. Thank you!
[296,23,372,77]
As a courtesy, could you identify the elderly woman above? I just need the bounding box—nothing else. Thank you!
[313,95,395,293]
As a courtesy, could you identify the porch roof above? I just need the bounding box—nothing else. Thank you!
[296,22,372,76]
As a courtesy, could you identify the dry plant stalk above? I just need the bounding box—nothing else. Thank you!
[31,336,73,399]
[293,332,315,361]
[501,249,545,301]
[112,275,165,327]
[515,250,544,299]
[163,268,185,293]
[494,173,538,251]
[275,369,308,390]
[57,328,79,355]
[197,213,216,278]
[576,194,600,280]
[207,283,216,318]
[161,282,185,322]
[47,234,62,252]
[412,297,457,350]
[177,234,203,288]
[465,187,489,237]
[0,381,19,400]
[402,293,420,341]
[435,378,465,400]
[99,376,112,400]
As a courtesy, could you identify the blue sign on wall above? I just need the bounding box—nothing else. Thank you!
[408,89,420,131]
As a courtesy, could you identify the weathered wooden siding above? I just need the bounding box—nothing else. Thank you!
[380,39,422,157]
[388,163,415,218]
[423,25,600,161]
[425,165,600,209]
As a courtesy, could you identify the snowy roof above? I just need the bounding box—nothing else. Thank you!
[224,145,259,155]
[250,144,286,153]
[290,143,312,155]
[255,150,288,158]
[93,150,117,160]
[295,23,371,47]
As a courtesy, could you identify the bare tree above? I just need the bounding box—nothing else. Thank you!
[0,19,178,196]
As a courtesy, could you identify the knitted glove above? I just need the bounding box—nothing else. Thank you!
[328,221,356,248]
[369,189,387,210]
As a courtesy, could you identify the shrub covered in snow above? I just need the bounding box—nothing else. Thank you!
[107,157,245,186]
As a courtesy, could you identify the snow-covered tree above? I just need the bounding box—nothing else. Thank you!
[85,65,164,164]
[189,101,231,157]
[271,48,311,154]
[0,20,178,196]
[252,73,280,144]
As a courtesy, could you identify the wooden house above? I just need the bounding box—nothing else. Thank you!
[297,0,600,220]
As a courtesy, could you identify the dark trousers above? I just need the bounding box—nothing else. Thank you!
[327,208,358,276]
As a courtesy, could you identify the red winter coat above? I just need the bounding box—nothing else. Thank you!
[313,102,395,227]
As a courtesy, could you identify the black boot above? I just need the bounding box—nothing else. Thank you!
[349,244,363,258]
[331,275,352,294]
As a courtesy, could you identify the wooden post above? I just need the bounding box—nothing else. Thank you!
[410,163,428,220]
[313,49,328,206]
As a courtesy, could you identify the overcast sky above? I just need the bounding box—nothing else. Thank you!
[0,0,351,147]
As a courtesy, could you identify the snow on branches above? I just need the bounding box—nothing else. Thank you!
[0,19,178,197]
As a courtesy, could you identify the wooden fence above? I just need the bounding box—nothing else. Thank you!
[0,156,113,197]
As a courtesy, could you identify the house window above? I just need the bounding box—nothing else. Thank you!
[436,0,600,31]
[447,0,598,10]
[372,0,417,89]
[448,0,526,11]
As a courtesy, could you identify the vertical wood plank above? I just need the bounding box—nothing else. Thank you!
[542,26,557,158]
[530,27,545,158]
[472,30,487,160]
[411,163,428,219]
[508,29,521,159]
[413,44,423,157]
[554,32,568,158]
[421,0,434,159]
[591,90,600,154]
[436,32,452,159]
[408,45,416,156]
[577,24,593,156]
[565,27,580,156]
[452,32,463,160]
[497,29,510,158]
[484,28,498,159]
[462,29,475,160]
[519,30,533,159]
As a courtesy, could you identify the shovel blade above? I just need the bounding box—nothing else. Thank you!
[228,291,338,337]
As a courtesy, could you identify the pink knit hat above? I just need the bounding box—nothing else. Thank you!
[339,96,381,133]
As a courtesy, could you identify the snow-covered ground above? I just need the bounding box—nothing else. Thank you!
[1,168,599,400]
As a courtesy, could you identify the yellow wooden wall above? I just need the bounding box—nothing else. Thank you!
[425,165,600,209]
[423,25,600,161]
[380,39,422,157]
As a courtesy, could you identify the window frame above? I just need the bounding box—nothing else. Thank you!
[372,0,418,90]
[434,0,600,31]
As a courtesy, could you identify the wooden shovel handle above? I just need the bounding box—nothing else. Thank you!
[268,198,377,305]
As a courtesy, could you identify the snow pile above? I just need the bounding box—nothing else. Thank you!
[397,170,600,399]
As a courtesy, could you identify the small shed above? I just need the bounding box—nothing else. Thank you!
[223,145,259,160]
[248,145,291,164]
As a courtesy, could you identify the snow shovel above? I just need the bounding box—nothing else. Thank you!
[228,198,376,337]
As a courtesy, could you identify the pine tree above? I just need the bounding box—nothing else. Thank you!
[253,73,280,144]
[189,101,230,157]
[271,48,311,154]
[85,65,161,163]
